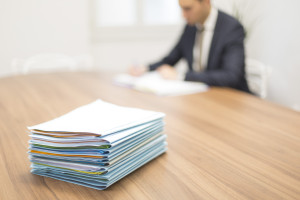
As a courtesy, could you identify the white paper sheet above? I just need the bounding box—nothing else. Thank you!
[28,99,165,136]
[113,72,208,96]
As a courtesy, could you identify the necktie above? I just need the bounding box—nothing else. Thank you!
[193,27,205,72]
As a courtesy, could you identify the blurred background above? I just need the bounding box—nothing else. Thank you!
[0,0,299,111]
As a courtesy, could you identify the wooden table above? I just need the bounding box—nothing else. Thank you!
[0,71,299,200]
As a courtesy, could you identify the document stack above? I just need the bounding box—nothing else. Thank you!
[28,100,166,190]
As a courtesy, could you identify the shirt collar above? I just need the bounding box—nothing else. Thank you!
[196,7,218,31]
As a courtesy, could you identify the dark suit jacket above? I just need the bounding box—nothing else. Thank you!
[149,10,251,93]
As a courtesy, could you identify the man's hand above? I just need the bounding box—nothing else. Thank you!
[128,65,147,76]
[157,64,178,80]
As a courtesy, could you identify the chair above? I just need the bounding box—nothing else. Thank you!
[245,58,271,98]
[11,53,94,74]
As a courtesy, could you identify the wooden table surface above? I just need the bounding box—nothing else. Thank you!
[0,71,299,200]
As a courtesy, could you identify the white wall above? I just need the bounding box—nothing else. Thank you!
[92,33,183,72]
[0,0,90,77]
[261,0,300,111]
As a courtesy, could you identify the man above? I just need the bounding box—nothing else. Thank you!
[130,0,251,93]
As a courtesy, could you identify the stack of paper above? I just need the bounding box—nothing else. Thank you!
[28,100,166,190]
[113,72,208,96]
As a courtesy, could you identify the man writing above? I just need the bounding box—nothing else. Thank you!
[130,0,251,93]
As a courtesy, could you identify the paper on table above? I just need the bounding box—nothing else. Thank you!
[30,134,166,173]
[113,72,208,96]
[28,99,165,136]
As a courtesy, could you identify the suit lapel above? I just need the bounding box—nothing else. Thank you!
[187,26,197,70]
[207,11,222,69]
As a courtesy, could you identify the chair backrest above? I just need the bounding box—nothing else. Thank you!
[12,53,94,74]
[245,58,270,98]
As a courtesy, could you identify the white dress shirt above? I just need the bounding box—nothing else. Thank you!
[193,7,218,72]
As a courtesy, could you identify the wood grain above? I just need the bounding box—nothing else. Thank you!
[0,71,299,200]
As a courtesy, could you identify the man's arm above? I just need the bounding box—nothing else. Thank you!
[149,26,188,71]
[185,24,246,88]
